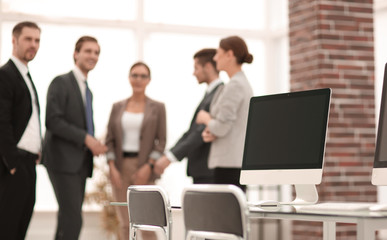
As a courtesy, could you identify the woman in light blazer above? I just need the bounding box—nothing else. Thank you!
[105,62,166,240]
[196,36,253,191]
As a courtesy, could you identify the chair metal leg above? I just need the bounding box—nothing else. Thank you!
[130,227,137,240]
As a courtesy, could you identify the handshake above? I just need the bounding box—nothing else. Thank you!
[84,134,108,156]
[153,155,171,175]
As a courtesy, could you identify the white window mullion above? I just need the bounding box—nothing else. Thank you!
[136,0,145,61]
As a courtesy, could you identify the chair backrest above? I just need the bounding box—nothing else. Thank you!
[127,185,172,239]
[182,184,249,240]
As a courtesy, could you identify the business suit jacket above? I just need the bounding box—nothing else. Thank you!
[105,97,166,178]
[207,71,253,169]
[42,71,93,177]
[170,83,223,178]
[0,59,40,240]
[0,60,35,172]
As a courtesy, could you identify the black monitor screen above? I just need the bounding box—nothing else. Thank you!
[374,63,387,168]
[242,88,331,170]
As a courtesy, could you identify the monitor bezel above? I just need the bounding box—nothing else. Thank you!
[241,88,331,172]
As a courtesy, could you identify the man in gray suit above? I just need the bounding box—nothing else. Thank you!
[154,48,223,183]
[42,36,107,240]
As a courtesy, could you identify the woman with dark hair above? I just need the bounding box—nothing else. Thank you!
[196,36,254,191]
[105,62,166,240]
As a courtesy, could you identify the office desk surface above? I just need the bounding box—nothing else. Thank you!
[248,205,387,240]
[249,205,387,218]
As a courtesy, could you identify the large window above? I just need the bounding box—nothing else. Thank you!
[2,0,136,20]
[0,0,289,210]
[144,0,265,30]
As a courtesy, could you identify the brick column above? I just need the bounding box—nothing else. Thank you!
[288,0,376,239]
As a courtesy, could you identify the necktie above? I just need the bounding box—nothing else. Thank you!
[27,72,42,140]
[27,72,40,113]
[85,81,94,136]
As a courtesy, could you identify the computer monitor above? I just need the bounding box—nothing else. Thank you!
[372,63,387,186]
[240,88,331,205]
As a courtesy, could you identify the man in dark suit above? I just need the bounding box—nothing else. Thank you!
[0,21,42,240]
[42,36,107,240]
[154,48,223,183]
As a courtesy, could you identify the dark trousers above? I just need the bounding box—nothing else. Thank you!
[214,167,246,192]
[47,162,89,240]
[0,150,37,240]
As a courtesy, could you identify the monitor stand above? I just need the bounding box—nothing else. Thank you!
[247,184,318,210]
[283,184,319,205]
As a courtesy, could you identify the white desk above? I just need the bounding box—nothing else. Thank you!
[171,204,387,240]
[249,206,387,240]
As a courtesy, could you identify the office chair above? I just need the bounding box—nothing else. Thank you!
[182,184,250,240]
[127,185,172,240]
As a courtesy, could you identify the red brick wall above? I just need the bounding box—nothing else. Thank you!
[288,0,376,239]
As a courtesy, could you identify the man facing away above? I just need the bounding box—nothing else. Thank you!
[154,48,223,183]
[42,36,107,240]
[0,21,42,240]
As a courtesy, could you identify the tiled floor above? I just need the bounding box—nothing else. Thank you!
[26,211,114,240]
[26,210,181,240]
[26,211,279,240]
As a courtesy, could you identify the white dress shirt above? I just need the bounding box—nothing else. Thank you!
[11,56,41,154]
[72,66,87,105]
[206,78,223,94]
